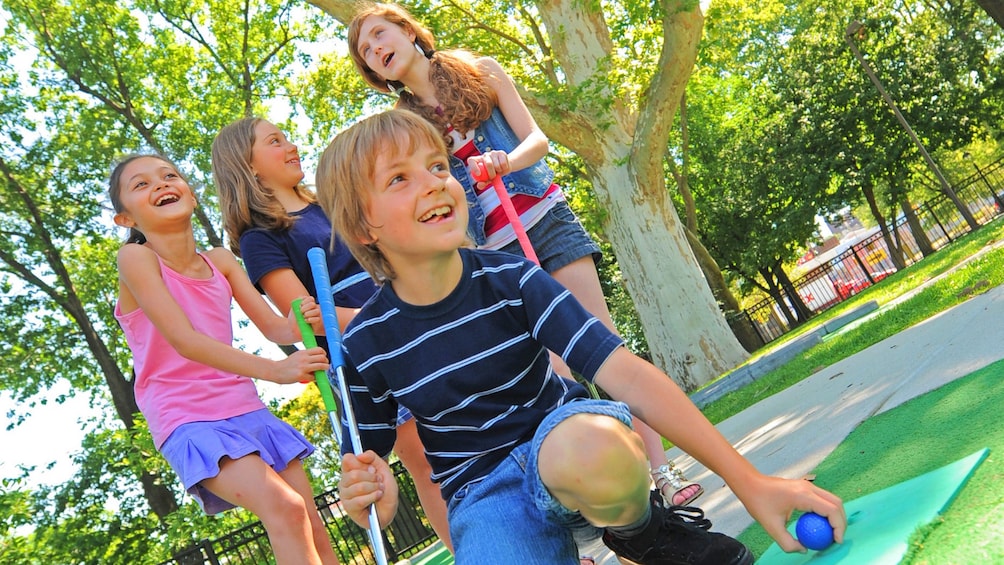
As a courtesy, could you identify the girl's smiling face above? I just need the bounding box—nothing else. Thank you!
[113,156,196,231]
[249,120,303,190]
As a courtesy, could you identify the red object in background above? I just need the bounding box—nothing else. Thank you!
[832,269,896,299]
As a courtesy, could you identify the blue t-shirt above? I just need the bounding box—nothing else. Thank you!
[340,248,623,500]
[239,204,414,428]
[239,203,378,310]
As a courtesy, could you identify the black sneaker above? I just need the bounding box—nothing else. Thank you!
[602,491,753,565]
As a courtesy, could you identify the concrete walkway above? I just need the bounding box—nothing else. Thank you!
[664,280,1004,540]
[578,258,1004,562]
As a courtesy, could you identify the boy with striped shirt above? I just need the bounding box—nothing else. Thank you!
[316,109,844,564]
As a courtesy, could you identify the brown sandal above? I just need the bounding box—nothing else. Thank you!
[652,463,705,507]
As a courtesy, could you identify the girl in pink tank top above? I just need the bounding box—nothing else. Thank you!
[110,154,340,565]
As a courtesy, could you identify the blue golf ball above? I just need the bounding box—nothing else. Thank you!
[796,512,834,551]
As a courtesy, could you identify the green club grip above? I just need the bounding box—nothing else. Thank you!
[292,298,338,413]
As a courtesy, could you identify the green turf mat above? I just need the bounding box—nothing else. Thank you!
[755,448,989,565]
[405,540,454,565]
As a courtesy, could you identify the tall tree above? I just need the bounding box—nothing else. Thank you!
[976,0,1004,29]
[306,0,748,390]
[0,0,324,558]
[685,0,1002,310]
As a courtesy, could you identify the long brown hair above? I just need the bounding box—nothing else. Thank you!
[347,2,497,140]
[211,117,315,256]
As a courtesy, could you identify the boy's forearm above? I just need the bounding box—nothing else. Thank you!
[596,349,763,490]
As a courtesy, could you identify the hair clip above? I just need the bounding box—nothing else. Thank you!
[414,42,434,59]
[387,81,407,96]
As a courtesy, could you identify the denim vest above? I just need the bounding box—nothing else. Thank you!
[448,107,555,245]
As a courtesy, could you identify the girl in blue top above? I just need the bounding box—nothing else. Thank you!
[212,117,453,551]
[347,2,702,508]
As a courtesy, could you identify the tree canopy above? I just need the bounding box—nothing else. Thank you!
[0,0,1001,562]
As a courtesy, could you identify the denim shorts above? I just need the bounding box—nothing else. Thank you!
[446,399,634,563]
[498,199,602,274]
[159,408,314,515]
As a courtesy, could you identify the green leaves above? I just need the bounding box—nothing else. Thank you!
[688,0,1003,300]
[0,0,331,558]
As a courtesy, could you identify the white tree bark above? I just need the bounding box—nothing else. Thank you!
[308,0,748,389]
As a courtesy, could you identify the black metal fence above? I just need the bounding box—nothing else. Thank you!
[160,460,438,565]
[743,156,1004,344]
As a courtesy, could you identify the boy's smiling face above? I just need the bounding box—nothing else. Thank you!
[363,138,468,263]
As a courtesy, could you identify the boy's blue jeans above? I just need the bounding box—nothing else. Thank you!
[447,398,635,563]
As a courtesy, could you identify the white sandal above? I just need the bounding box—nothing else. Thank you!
[651,463,704,507]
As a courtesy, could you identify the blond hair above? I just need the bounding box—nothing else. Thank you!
[347,2,496,143]
[211,117,315,256]
[315,109,449,282]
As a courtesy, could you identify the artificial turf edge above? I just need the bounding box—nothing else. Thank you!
[737,358,1004,563]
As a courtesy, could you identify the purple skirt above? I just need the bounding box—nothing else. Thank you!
[159,408,315,515]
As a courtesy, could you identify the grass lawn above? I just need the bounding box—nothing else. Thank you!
[701,218,1004,427]
[738,358,1004,563]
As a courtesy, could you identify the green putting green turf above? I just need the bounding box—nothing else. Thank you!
[405,540,453,565]
[739,358,1004,564]
[755,449,988,564]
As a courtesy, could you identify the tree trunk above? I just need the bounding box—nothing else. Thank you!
[534,1,748,389]
[883,200,908,268]
[861,183,907,270]
[773,262,813,324]
[759,267,799,328]
[589,163,747,390]
[975,0,1004,29]
[68,288,181,519]
[901,197,935,257]
[684,227,762,352]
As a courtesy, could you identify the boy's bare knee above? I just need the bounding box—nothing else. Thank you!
[539,413,650,515]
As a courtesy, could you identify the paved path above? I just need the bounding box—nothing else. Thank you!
[664,280,1004,541]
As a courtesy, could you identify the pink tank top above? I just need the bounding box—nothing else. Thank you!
[115,253,265,448]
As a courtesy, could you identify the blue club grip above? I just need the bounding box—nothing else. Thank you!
[307,247,345,368]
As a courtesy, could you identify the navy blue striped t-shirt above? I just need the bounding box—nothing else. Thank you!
[340,248,623,499]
